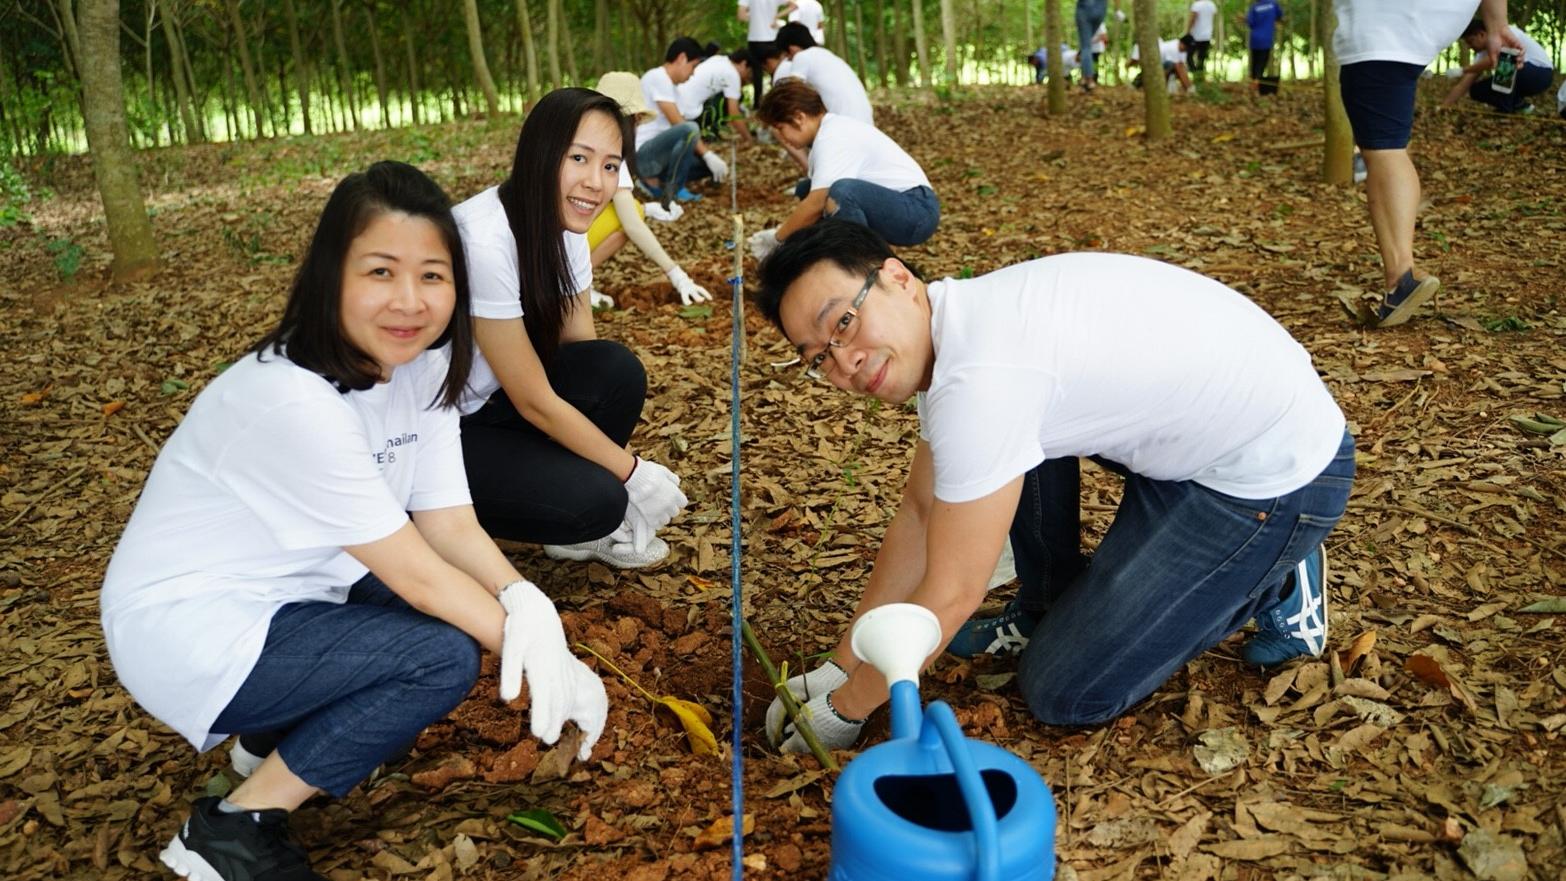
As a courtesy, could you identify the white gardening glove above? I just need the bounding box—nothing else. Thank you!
[498,580,608,761]
[643,201,684,223]
[702,151,729,183]
[623,457,688,552]
[777,689,865,754]
[666,266,712,305]
[589,289,615,309]
[764,659,849,746]
[748,227,780,261]
[1114,9,1127,21]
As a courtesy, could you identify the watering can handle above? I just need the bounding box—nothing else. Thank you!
[922,701,1000,881]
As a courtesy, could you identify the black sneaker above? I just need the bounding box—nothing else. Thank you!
[159,797,324,881]
[1375,270,1440,328]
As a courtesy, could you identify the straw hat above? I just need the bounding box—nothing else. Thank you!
[595,71,650,119]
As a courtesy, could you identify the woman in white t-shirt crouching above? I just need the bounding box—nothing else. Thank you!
[452,88,689,570]
[102,162,607,881]
[749,79,939,259]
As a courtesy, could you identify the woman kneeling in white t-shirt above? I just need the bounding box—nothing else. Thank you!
[748,79,939,259]
[453,88,688,570]
[102,162,607,881]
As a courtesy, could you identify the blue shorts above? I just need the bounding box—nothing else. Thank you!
[1339,61,1424,150]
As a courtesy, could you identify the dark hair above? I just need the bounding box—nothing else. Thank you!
[1178,33,1194,50]
[755,41,786,62]
[756,220,922,329]
[776,22,816,51]
[666,36,704,63]
[704,41,722,58]
[728,47,753,68]
[757,78,826,126]
[253,160,473,409]
[496,88,631,364]
[1460,19,1486,39]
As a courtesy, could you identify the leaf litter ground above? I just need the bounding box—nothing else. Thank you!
[2,84,1564,881]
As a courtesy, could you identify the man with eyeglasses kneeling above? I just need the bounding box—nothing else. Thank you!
[758,220,1356,752]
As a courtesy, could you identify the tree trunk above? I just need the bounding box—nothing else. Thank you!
[403,21,424,125]
[831,0,849,59]
[169,7,204,139]
[1321,0,1352,184]
[281,0,311,134]
[1044,0,1065,113]
[1133,0,1170,140]
[561,2,580,83]
[78,0,159,280]
[1023,0,1033,55]
[938,0,957,86]
[222,0,265,137]
[852,1,870,82]
[874,0,890,86]
[515,0,542,105]
[365,7,393,125]
[545,0,563,87]
[54,0,84,80]
[911,0,931,88]
[594,0,608,74]
[460,0,502,114]
[159,2,201,142]
[891,0,908,86]
[329,0,360,129]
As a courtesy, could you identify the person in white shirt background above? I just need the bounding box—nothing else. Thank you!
[453,88,689,571]
[104,161,608,881]
[772,22,874,125]
[1129,35,1194,94]
[737,0,784,106]
[752,220,1354,753]
[1441,17,1554,113]
[784,0,826,45]
[749,80,939,258]
[673,47,756,188]
[1185,0,1218,77]
[1333,0,1522,327]
[586,72,714,308]
[634,37,717,206]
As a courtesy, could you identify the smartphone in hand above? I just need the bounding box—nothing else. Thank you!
[1491,47,1521,94]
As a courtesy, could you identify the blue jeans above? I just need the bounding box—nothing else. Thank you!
[635,122,699,194]
[825,181,940,246]
[1013,430,1355,725]
[1076,0,1108,82]
[210,574,480,797]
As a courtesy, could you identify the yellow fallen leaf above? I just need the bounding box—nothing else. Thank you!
[1211,131,1236,143]
[19,387,50,405]
[578,642,718,756]
[1125,125,1145,137]
[102,400,126,417]
[657,697,717,755]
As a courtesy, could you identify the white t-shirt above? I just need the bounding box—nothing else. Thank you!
[739,0,781,41]
[678,55,744,119]
[1474,26,1552,71]
[789,0,826,44]
[1092,23,1108,52]
[786,47,873,125]
[1332,0,1478,67]
[1132,39,1186,67]
[1189,0,1218,41]
[915,254,1345,503]
[772,58,796,84]
[453,186,592,414]
[1557,78,1566,115]
[809,113,930,193]
[635,66,679,147]
[101,349,470,750]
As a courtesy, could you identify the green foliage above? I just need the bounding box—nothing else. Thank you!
[506,808,566,840]
[46,237,83,281]
[1482,315,1532,332]
[0,162,31,227]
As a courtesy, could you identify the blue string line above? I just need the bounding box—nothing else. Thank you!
[729,233,746,881]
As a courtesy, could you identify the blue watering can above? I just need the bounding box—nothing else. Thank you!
[828,604,1057,881]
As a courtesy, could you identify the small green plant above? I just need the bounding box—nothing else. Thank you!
[1482,315,1531,332]
[958,265,975,279]
[976,184,998,196]
[46,237,84,280]
[0,161,31,227]
[1428,230,1451,253]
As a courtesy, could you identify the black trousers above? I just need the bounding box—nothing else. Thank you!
[748,40,771,107]
[459,339,647,544]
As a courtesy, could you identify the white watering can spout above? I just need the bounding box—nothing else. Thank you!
[850,603,943,739]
